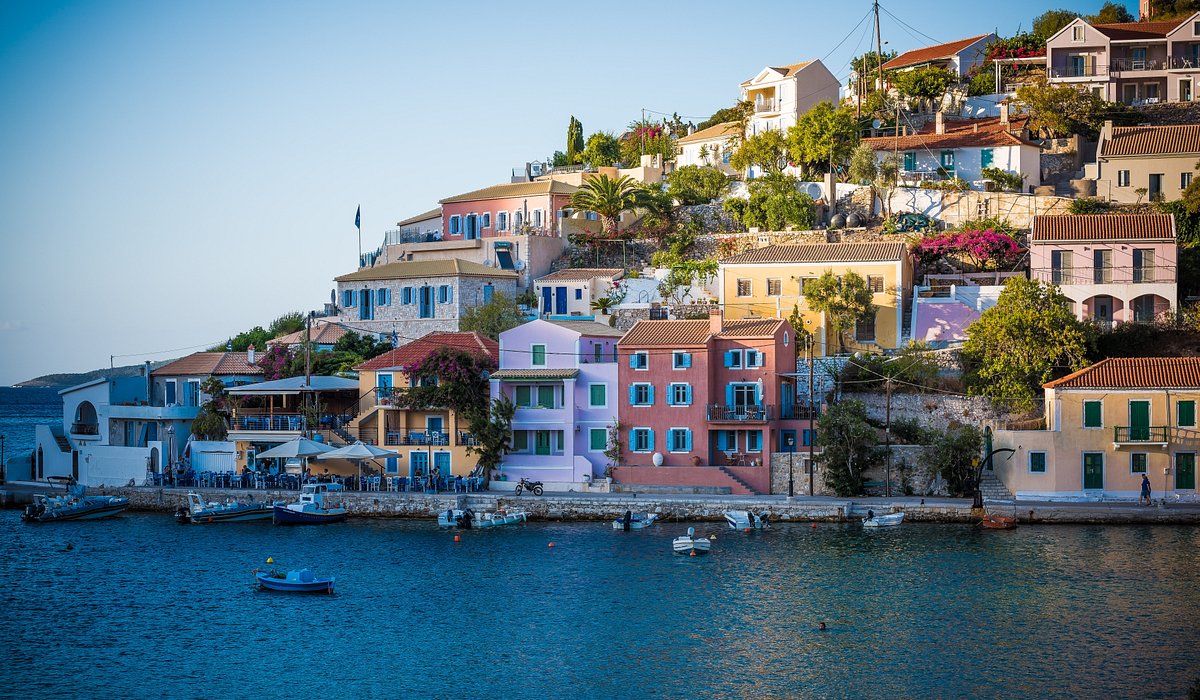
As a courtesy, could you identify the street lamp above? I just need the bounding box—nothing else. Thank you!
[165,425,176,487]
[806,320,816,497]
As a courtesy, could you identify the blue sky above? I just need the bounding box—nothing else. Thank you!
[0,0,1130,384]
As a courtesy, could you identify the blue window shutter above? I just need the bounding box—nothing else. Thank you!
[628,385,636,405]
[647,385,655,406]
[726,384,734,406]
[447,287,453,303]
[724,350,733,367]
[684,430,692,452]
[629,353,637,369]
[685,385,693,405]
[648,429,655,451]
[717,431,726,450]
[683,353,692,368]
[666,386,675,406]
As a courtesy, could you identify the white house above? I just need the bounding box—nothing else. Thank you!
[859,111,1042,191]
[882,33,998,78]
[676,122,741,175]
[534,268,625,318]
[741,59,841,137]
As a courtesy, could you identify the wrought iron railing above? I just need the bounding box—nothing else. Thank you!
[1113,426,1169,443]
[706,404,773,422]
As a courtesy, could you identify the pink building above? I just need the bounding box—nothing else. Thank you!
[614,310,810,495]
[1030,214,1177,325]
[439,180,578,243]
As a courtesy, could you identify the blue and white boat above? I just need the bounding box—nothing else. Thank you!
[273,483,348,525]
[255,568,335,594]
[21,477,128,523]
[176,492,274,524]
[612,511,658,530]
[724,510,770,530]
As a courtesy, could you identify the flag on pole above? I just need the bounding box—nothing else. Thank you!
[355,206,361,230]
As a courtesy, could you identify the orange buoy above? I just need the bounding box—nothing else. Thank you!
[548,542,555,548]
[689,551,696,557]
[811,523,818,528]
[454,535,461,542]
[744,528,751,533]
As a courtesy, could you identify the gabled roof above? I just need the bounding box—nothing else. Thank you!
[741,60,815,86]
[334,258,517,283]
[272,320,351,347]
[151,352,263,377]
[1101,124,1200,157]
[881,34,992,71]
[721,242,908,265]
[1044,358,1200,390]
[1030,214,1176,242]
[619,318,785,346]
[490,368,580,380]
[355,332,498,372]
[678,121,742,145]
[536,267,625,282]
[545,320,626,338]
[396,208,442,228]
[860,115,1036,152]
[439,179,578,205]
[1091,19,1179,41]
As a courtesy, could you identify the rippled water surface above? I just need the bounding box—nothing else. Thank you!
[1,513,1197,699]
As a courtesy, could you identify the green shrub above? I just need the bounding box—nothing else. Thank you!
[1069,197,1109,214]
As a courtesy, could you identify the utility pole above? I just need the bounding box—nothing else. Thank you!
[874,0,884,99]
[304,310,313,439]
[808,334,816,496]
[885,377,892,497]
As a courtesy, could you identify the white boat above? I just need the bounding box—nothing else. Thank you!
[21,477,128,523]
[862,511,905,528]
[272,483,348,525]
[176,492,274,524]
[438,508,528,529]
[724,510,770,530]
[672,527,712,555]
[612,511,658,530]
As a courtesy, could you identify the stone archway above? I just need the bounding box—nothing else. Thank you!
[149,447,160,474]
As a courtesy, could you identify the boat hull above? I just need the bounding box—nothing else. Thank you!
[179,505,274,524]
[612,514,657,530]
[255,572,334,594]
[272,505,348,525]
[673,537,712,555]
[723,511,768,530]
[863,512,905,528]
[981,514,1017,530]
[22,500,128,523]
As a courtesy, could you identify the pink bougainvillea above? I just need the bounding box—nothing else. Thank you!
[910,229,1023,271]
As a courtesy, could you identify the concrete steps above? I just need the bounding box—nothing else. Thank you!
[980,471,1014,502]
[718,466,759,495]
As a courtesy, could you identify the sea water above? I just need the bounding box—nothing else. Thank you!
[0,512,1197,699]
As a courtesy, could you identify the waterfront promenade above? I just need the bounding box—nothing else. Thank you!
[6,481,1198,524]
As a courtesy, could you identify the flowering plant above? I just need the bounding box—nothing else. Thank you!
[910,228,1023,270]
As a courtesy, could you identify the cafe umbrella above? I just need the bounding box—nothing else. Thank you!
[255,437,334,484]
[315,441,400,489]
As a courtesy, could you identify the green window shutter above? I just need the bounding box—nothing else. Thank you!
[538,386,555,408]
[590,384,606,407]
[1084,401,1102,428]
[980,149,993,169]
[532,345,546,365]
[590,428,607,451]
[513,431,528,451]
[1179,400,1196,427]
[1030,452,1046,473]
[515,386,531,407]
[903,152,915,171]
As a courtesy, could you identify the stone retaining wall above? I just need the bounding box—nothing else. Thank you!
[842,391,1015,432]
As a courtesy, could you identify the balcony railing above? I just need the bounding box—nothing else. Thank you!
[707,404,774,422]
[1113,426,1169,444]
[754,99,778,113]
[70,422,99,436]
[1110,58,1166,72]
[1050,65,1108,78]
[384,429,477,447]
[780,405,820,420]
[230,414,303,432]
[1168,56,1200,70]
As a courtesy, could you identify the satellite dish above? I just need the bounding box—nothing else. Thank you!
[515,260,526,271]
[872,118,883,130]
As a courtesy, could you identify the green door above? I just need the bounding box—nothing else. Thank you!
[1083,453,1104,490]
[535,431,552,456]
[1177,453,1196,490]
[1129,401,1150,441]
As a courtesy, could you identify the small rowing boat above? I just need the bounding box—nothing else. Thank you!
[862,511,905,528]
[437,508,528,529]
[981,513,1017,530]
[673,527,712,556]
[613,511,658,530]
[724,510,769,530]
[255,568,334,594]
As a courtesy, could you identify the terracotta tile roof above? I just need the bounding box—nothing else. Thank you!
[1091,20,1179,40]
[619,317,785,346]
[545,320,627,338]
[721,242,908,264]
[439,179,578,205]
[1101,124,1200,157]
[1030,214,1176,242]
[489,368,580,380]
[619,320,711,346]
[741,60,815,85]
[860,115,1036,151]
[334,258,517,283]
[536,267,624,282]
[882,34,992,71]
[1044,358,1200,389]
[152,352,263,377]
[717,318,787,338]
[271,320,351,347]
[677,121,742,145]
[354,332,497,371]
[395,207,441,228]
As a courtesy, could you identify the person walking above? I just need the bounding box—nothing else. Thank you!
[1140,473,1152,506]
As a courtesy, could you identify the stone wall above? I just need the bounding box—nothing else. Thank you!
[842,391,1015,432]
[768,445,948,498]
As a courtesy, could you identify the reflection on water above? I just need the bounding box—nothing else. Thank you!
[0,513,1197,699]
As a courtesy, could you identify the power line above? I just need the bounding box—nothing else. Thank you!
[879,3,941,47]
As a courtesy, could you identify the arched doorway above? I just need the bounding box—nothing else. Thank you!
[1131,294,1170,324]
[72,401,99,436]
[149,447,160,474]
[36,446,43,479]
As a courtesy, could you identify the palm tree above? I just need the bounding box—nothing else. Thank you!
[570,174,649,236]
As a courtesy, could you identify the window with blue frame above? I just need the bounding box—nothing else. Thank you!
[498,212,507,231]
[449,216,461,235]
[377,288,390,306]
[745,350,763,368]
[940,150,955,169]
[746,431,762,452]
[575,289,582,300]
[437,285,452,304]
[672,351,692,369]
[483,285,494,303]
[669,428,692,452]
[980,148,994,169]
[802,429,814,446]
[668,383,692,406]
[401,287,413,305]
[589,428,607,451]
[724,350,743,368]
[531,344,546,366]
[630,351,649,369]
[903,152,915,171]
[631,428,653,452]
[630,383,654,406]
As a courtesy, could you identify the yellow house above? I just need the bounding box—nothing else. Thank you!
[992,358,1200,500]
[350,331,498,478]
[718,242,914,356]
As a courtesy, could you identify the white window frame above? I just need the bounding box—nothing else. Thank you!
[531,344,547,366]
[669,383,691,406]
[632,351,649,370]
[746,430,762,453]
[668,427,690,453]
[588,427,608,453]
[736,279,752,297]
[766,278,782,297]
[481,212,491,229]
[497,212,508,231]
[1072,25,1084,42]
[672,351,691,369]
[588,383,607,408]
[1028,451,1048,474]
[1117,170,1130,187]
[631,383,653,406]
[449,215,462,235]
[631,427,652,452]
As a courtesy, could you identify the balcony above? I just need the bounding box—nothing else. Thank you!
[230,414,304,432]
[1110,58,1166,73]
[754,99,778,113]
[707,404,774,423]
[70,422,100,437]
[1050,64,1108,78]
[780,405,820,420]
[1113,426,1169,446]
[384,429,477,447]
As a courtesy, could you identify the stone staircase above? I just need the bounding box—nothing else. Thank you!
[49,426,71,453]
[980,471,1014,502]
[718,466,759,495]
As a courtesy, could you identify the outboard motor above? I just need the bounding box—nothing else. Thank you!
[22,504,37,522]
[623,510,632,531]
[461,509,474,529]
[760,512,770,526]
[747,512,756,527]
[174,506,190,524]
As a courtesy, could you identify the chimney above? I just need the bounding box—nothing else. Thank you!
[708,307,723,334]
[247,344,256,365]
[934,111,945,135]
[1000,102,1009,125]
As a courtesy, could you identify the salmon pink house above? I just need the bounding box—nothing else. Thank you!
[613,310,809,495]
